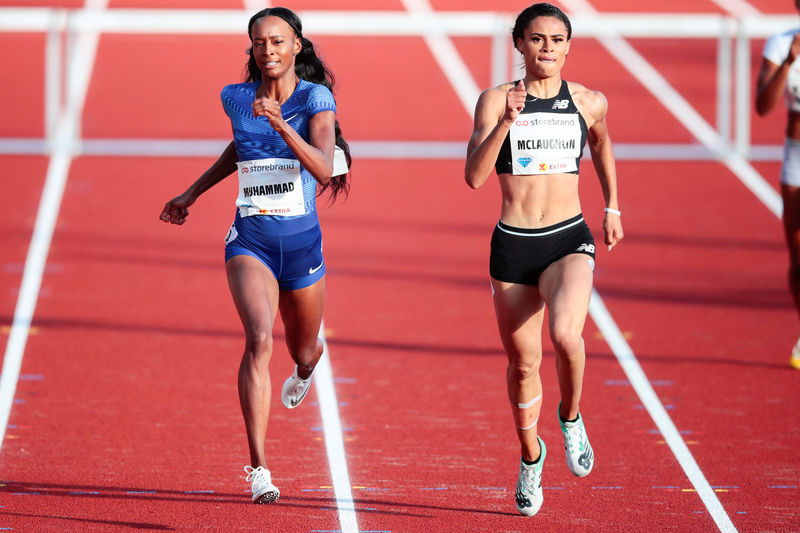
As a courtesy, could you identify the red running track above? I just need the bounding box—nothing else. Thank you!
[0,1,798,531]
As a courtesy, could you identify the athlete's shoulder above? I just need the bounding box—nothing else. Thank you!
[476,82,515,109]
[487,81,518,97]
[296,80,335,111]
[222,81,258,97]
[221,82,258,109]
[221,82,258,117]
[567,81,607,127]
[566,80,595,99]
[568,81,607,111]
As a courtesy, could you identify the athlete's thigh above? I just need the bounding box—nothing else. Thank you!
[279,276,326,355]
[538,253,594,329]
[491,278,546,361]
[226,254,280,332]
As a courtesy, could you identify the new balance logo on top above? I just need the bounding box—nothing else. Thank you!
[552,99,569,109]
[576,243,595,254]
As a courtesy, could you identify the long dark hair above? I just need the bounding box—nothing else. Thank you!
[512,3,572,50]
[246,7,350,202]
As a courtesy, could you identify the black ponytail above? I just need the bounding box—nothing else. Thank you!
[245,7,351,202]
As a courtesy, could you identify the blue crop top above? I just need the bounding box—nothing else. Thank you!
[221,79,336,221]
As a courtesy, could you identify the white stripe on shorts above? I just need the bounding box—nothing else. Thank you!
[496,217,584,238]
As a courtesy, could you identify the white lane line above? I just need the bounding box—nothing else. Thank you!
[315,322,358,533]
[0,150,69,450]
[0,1,106,450]
[561,0,780,217]
[589,292,737,533]
[561,1,739,531]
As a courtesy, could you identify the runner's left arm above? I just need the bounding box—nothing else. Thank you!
[584,91,623,251]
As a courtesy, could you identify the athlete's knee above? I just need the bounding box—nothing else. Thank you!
[507,357,541,382]
[550,323,583,358]
[291,337,323,370]
[244,325,273,356]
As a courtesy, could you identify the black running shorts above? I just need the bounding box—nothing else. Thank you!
[489,214,596,286]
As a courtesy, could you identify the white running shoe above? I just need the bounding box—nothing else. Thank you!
[515,437,546,516]
[281,365,312,409]
[244,465,280,504]
[559,407,594,477]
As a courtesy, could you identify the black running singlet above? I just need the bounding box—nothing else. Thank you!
[495,80,588,176]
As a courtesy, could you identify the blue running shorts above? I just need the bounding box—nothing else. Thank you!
[224,214,325,290]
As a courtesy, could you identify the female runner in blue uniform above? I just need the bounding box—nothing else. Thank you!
[159,7,350,504]
[465,3,623,516]
[756,0,800,369]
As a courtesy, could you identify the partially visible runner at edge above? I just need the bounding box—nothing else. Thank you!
[756,0,800,370]
[465,3,623,516]
[159,7,351,504]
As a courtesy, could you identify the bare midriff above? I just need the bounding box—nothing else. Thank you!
[497,171,581,228]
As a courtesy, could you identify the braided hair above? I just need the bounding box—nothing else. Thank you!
[246,7,351,202]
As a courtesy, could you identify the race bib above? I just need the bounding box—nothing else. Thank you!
[509,112,581,175]
[236,158,305,217]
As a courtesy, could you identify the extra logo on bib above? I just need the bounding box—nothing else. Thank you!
[236,158,305,217]
[509,112,581,175]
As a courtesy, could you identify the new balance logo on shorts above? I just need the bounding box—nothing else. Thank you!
[552,99,569,109]
[576,243,595,254]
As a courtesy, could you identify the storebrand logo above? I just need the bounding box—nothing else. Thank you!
[246,162,296,173]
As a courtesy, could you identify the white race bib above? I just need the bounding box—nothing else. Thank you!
[236,158,305,217]
[509,112,581,175]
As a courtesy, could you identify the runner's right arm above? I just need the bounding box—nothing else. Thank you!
[465,82,525,189]
[159,141,238,225]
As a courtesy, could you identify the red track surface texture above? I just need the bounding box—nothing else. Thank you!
[1,1,798,532]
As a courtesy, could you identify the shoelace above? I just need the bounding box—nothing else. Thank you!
[518,462,541,493]
[291,374,312,393]
[244,465,266,483]
[288,376,304,392]
[564,423,584,452]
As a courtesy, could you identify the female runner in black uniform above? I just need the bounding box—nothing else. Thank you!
[465,3,623,516]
